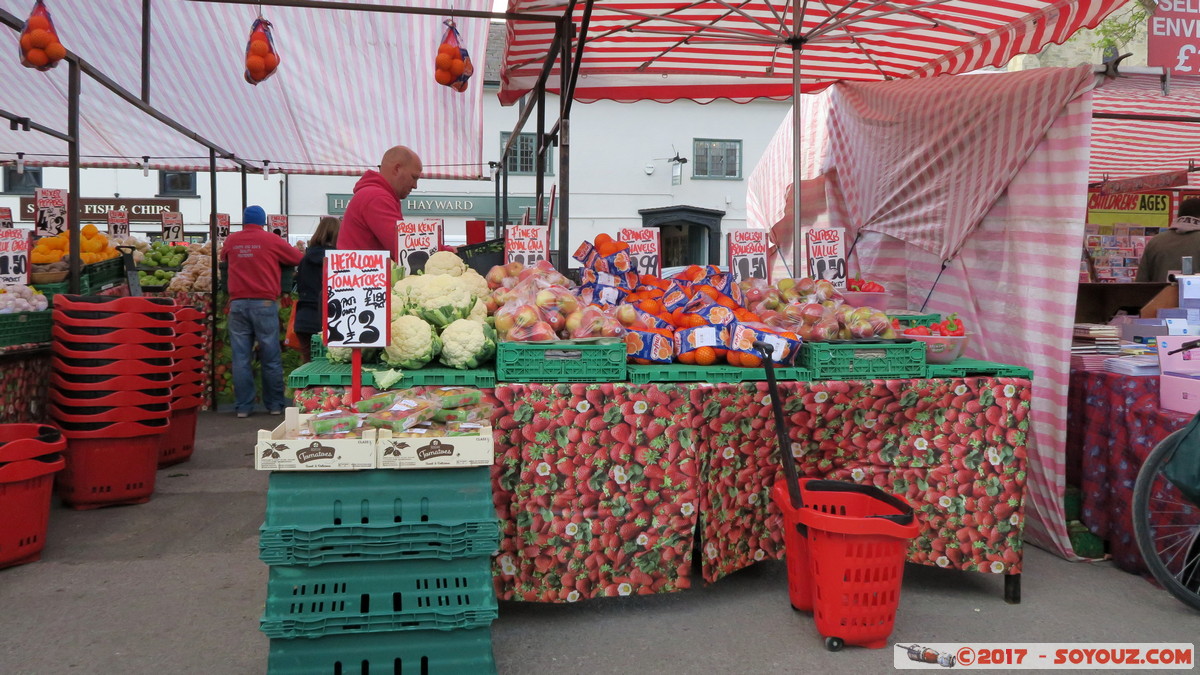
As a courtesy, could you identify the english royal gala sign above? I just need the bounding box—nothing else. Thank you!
[1149,3,1200,74]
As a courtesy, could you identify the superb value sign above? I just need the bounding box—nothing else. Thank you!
[0,228,30,284]
[727,230,770,282]
[505,223,550,266]
[323,250,390,348]
[1149,4,1200,74]
[618,227,661,276]
[395,218,443,274]
[805,226,847,288]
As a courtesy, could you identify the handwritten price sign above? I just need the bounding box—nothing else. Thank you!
[618,227,661,277]
[323,250,390,348]
[727,230,770,283]
[161,212,185,242]
[395,218,443,274]
[214,213,230,244]
[107,210,129,237]
[0,207,12,229]
[34,188,67,238]
[506,224,550,267]
[805,226,846,288]
[268,214,288,239]
[0,228,30,284]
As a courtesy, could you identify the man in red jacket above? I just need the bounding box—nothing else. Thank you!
[338,146,423,260]
[220,205,304,418]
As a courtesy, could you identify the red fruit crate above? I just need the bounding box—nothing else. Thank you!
[0,454,66,568]
[56,434,160,510]
[158,406,199,468]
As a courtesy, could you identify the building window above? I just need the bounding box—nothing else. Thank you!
[692,139,742,180]
[158,171,197,197]
[501,132,553,176]
[2,166,42,194]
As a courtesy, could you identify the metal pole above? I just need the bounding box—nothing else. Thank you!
[493,163,500,242]
[187,0,556,23]
[791,31,803,277]
[141,0,151,103]
[535,82,546,229]
[0,109,70,142]
[241,165,248,212]
[557,19,573,274]
[67,59,81,295]
[209,147,219,410]
[502,163,509,240]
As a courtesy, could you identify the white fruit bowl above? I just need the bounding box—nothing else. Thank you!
[907,333,970,364]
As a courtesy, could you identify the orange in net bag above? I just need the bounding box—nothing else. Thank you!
[434,19,474,92]
[19,1,66,71]
[244,17,280,85]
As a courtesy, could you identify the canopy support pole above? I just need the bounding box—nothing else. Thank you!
[67,59,81,295]
[209,147,219,409]
[790,24,804,278]
[241,166,248,212]
[141,0,152,103]
[556,17,573,274]
[0,109,71,142]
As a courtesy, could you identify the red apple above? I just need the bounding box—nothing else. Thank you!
[505,261,525,277]
[615,303,639,327]
[535,289,559,312]
[514,304,541,328]
[485,265,508,288]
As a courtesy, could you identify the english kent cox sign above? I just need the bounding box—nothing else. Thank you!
[1149,2,1200,74]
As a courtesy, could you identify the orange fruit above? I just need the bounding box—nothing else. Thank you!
[249,40,270,56]
[20,32,34,51]
[26,15,51,32]
[434,68,455,85]
[438,43,460,59]
[741,353,762,367]
[44,41,65,62]
[25,48,48,67]
[263,52,280,72]
[28,28,52,49]
[435,52,452,70]
[694,346,716,366]
[727,351,743,366]
[246,54,265,72]
[449,58,465,77]
[594,232,613,247]
[250,30,269,42]
[678,351,696,365]
[82,224,98,237]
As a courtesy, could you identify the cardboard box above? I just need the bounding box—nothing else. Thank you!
[255,408,377,471]
[376,423,495,469]
[1160,373,1200,415]
[1157,335,1200,375]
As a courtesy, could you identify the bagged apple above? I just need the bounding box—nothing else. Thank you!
[18,1,66,71]
[434,19,474,92]
[244,17,280,85]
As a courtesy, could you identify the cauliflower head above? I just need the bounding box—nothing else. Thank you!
[383,315,442,369]
[425,251,467,277]
[460,268,489,299]
[405,274,476,328]
[439,319,497,369]
[327,346,352,364]
[468,298,487,323]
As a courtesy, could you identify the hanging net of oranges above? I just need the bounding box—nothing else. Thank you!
[434,19,474,92]
[18,1,66,71]
[244,17,280,85]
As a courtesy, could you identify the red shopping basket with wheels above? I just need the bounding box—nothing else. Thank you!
[754,340,919,652]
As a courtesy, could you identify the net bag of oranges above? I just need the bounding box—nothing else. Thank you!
[434,19,474,92]
[244,18,280,85]
[18,1,66,71]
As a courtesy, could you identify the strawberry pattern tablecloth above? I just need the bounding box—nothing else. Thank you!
[0,347,51,424]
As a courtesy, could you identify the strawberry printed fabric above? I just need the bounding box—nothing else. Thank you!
[0,351,51,423]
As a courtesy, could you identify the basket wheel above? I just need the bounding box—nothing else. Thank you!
[824,637,844,652]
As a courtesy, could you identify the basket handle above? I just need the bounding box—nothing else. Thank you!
[802,479,916,526]
[754,340,804,511]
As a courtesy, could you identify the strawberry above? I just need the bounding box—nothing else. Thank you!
[588,415,607,432]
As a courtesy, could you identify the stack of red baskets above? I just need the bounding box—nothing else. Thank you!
[50,295,177,510]
[0,424,66,568]
[159,306,207,467]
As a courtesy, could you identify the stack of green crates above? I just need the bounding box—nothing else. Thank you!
[261,468,500,673]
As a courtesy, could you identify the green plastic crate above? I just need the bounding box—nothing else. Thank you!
[83,257,124,290]
[887,312,942,328]
[627,363,811,384]
[1064,486,1082,522]
[497,339,626,383]
[799,340,926,380]
[310,334,326,359]
[0,310,52,348]
[925,358,1033,380]
[260,558,498,638]
[260,520,501,567]
[287,359,497,389]
[32,282,67,307]
[268,627,496,675]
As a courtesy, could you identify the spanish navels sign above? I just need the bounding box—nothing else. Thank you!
[327,193,545,219]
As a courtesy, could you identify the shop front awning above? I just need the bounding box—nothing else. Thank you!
[1091,71,1200,188]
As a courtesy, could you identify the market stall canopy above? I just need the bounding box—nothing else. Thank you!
[499,0,1127,105]
[1091,71,1200,188]
[0,0,490,178]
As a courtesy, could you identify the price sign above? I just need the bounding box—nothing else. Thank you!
[727,230,770,283]
[214,213,230,244]
[268,214,289,238]
[0,207,12,228]
[395,218,443,274]
[618,227,661,277]
[0,228,30,285]
[107,210,129,237]
[1150,5,1200,74]
[34,188,67,237]
[323,250,390,348]
[805,226,847,288]
[161,211,185,242]
[505,223,550,267]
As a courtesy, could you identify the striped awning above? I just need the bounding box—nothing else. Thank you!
[499,0,1128,105]
[1091,72,1200,187]
[0,0,490,178]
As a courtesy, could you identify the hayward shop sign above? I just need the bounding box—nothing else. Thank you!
[327,193,543,219]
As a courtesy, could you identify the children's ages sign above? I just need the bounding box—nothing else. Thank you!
[107,210,129,237]
[161,212,185,242]
[727,230,770,282]
[268,214,288,239]
[34,189,66,237]
[505,223,550,267]
[805,226,847,288]
[395,218,443,274]
[323,250,390,348]
[618,227,661,277]
[0,228,30,284]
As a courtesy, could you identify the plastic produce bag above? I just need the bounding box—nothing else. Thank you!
[18,1,65,71]
[434,19,474,92]
[424,387,483,409]
[303,411,360,437]
[363,396,439,432]
[244,17,280,85]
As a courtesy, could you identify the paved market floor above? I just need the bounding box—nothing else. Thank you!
[0,411,1196,675]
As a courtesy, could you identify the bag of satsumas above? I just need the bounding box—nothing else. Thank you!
[434,19,474,92]
[19,1,66,71]
[244,17,280,85]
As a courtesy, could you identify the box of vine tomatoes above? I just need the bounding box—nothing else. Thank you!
[254,408,377,471]
[376,422,495,469]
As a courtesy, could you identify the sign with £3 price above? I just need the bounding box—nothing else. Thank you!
[34,188,66,237]
[161,211,185,242]
[0,228,30,285]
[395,218,443,274]
[805,226,846,288]
[727,230,770,283]
[618,227,661,276]
[268,214,288,238]
[323,250,390,348]
[505,223,549,267]
[107,210,129,237]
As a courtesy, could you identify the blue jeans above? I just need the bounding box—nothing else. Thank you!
[229,299,286,414]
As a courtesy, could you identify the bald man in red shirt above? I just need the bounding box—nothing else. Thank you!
[337,146,423,260]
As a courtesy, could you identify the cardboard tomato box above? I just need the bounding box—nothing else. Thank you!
[376,422,495,469]
[254,408,377,471]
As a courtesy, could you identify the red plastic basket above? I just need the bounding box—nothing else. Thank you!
[174,308,206,322]
[55,418,170,439]
[51,388,172,408]
[49,402,170,425]
[51,372,172,392]
[51,355,176,376]
[173,395,207,410]
[771,479,919,651]
[52,311,177,330]
[0,454,66,568]
[51,325,176,345]
[52,341,175,360]
[54,295,176,313]
[0,424,66,463]
[56,435,160,510]
[158,405,200,468]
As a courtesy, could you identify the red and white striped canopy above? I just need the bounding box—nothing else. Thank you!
[0,0,490,178]
[1091,72,1200,187]
[500,0,1127,105]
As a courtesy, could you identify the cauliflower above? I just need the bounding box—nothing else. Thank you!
[468,298,487,323]
[460,268,489,299]
[383,315,442,369]
[439,319,497,369]
[328,346,352,364]
[403,274,476,328]
[425,250,467,277]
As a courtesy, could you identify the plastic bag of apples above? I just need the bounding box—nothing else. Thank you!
[434,19,474,92]
[19,1,66,71]
[244,17,280,85]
